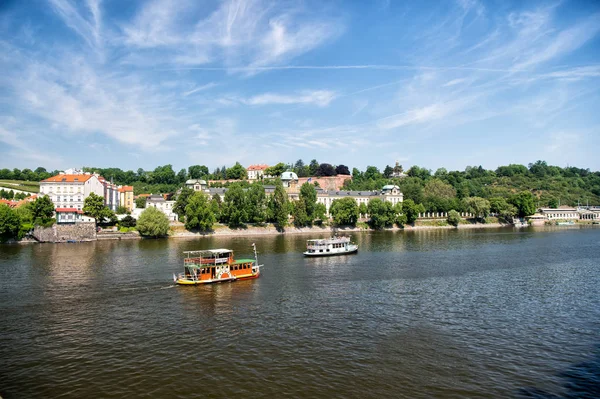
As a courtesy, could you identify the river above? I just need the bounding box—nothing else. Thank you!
[1,226,599,398]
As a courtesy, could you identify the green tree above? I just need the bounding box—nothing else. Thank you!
[314,203,327,224]
[83,193,114,223]
[226,162,247,180]
[329,197,359,226]
[221,184,247,227]
[188,165,209,179]
[151,164,177,185]
[464,196,491,220]
[367,198,395,229]
[116,206,129,215]
[268,181,289,229]
[294,159,309,177]
[383,165,393,178]
[509,191,536,217]
[30,195,55,225]
[177,168,188,183]
[135,197,146,209]
[0,204,21,242]
[119,215,137,228]
[137,207,170,237]
[308,159,319,176]
[358,202,368,218]
[489,197,517,222]
[292,198,309,227]
[299,182,317,223]
[245,183,267,224]
[447,209,461,227]
[402,199,425,225]
[185,192,215,231]
[211,193,222,222]
[173,187,194,221]
[265,162,287,177]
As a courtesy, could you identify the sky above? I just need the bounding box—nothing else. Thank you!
[1,0,599,173]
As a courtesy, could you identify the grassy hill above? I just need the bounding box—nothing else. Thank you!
[0,180,40,193]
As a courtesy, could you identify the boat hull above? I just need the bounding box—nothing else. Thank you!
[303,247,358,257]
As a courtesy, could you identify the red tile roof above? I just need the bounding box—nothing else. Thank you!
[42,174,93,183]
[247,164,269,171]
[55,208,83,214]
[0,199,17,207]
[118,185,134,193]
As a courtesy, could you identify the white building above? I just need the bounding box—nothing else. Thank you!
[186,179,208,192]
[317,185,403,215]
[40,173,105,211]
[55,208,95,224]
[539,207,579,220]
[247,164,269,180]
[131,194,178,222]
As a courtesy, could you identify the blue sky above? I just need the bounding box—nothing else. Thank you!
[1,0,599,173]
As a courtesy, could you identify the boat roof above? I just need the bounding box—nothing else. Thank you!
[307,237,350,244]
[183,248,232,255]
[233,258,256,264]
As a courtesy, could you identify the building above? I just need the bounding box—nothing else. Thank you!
[131,194,178,222]
[247,164,269,180]
[55,208,95,224]
[391,161,407,178]
[297,175,352,191]
[539,207,579,221]
[118,186,134,212]
[186,179,208,191]
[40,173,105,211]
[97,176,119,211]
[281,171,299,188]
[316,185,403,215]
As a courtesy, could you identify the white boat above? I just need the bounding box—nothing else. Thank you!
[303,236,358,257]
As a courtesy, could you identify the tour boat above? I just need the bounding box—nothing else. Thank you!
[303,236,358,257]
[174,244,262,285]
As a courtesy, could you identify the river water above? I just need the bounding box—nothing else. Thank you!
[1,227,599,398]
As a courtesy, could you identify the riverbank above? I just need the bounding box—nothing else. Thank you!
[7,220,597,244]
[169,221,509,238]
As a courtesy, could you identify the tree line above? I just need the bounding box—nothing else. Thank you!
[3,160,599,208]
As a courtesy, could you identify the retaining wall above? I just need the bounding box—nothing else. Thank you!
[33,223,97,243]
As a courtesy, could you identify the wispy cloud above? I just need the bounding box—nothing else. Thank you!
[48,0,103,51]
[245,90,336,107]
[182,82,219,97]
[120,0,343,70]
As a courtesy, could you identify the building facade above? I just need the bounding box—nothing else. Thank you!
[316,185,403,215]
[40,173,105,211]
[55,208,95,224]
[118,186,134,212]
[247,164,269,180]
[185,179,208,191]
[131,194,178,222]
[539,207,579,220]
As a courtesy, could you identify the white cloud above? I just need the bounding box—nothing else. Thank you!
[245,90,336,107]
[513,13,600,71]
[119,0,342,69]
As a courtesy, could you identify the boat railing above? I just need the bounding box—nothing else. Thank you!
[184,256,231,266]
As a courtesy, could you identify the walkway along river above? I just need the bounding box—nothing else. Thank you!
[0,226,599,398]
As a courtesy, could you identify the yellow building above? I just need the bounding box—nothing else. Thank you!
[118,186,134,212]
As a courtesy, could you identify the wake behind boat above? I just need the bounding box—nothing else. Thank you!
[303,236,358,257]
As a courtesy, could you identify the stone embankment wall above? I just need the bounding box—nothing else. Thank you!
[33,223,97,243]
[96,230,140,240]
